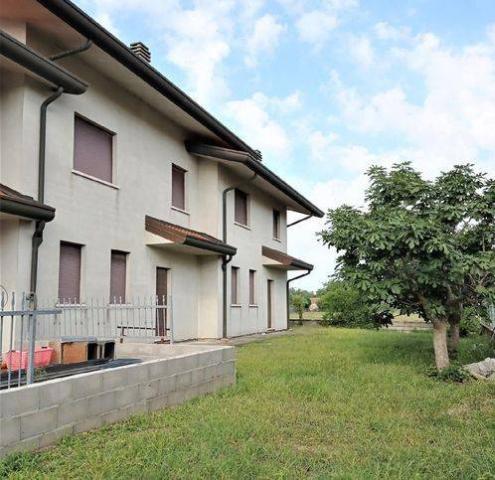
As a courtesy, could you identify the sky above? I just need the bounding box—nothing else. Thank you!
[76,0,495,291]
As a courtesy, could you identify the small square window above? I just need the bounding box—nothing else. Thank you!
[172,164,186,210]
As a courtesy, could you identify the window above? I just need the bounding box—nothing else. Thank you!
[235,189,248,226]
[249,269,256,305]
[273,210,280,239]
[172,164,186,210]
[110,250,127,303]
[231,267,239,304]
[74,115,113,183]
[58,242,82,302]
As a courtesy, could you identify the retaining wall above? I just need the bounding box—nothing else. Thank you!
[0,344,235,457]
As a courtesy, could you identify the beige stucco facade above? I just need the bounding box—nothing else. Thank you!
[0,9,319,343]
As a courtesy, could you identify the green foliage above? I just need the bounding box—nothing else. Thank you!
[289,288,311,309]
[318,162,495,367]
[460,306,485,337]
[0,452,40,478]
[428,363,471,383]
[318,280,392,329]
[462,338,495,362]
[290,293,307,321]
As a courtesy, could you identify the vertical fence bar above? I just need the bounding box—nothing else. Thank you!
[169,294,174,344]
[17,293,26,387]
[26,296,37,385]
[7,293,15,389]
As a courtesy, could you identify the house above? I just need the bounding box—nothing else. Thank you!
[0,0,323,342]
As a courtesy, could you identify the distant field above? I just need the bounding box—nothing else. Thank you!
[290,311,426,324]
[289,311,324,321]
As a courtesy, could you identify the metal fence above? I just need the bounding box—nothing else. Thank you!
[0,291,61,389]
[35,296,172,342]
[0,290,172,389]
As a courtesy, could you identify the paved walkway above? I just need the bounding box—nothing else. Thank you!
[187,328,294,346]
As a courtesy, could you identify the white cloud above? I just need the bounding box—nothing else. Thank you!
[296,10,339,47]
[348,35,375,67]
[94,12,120,36]
[245,14,286,67]
[331,29,495,177]
[287,174,368,290]
[224,93,293,159]
[373,22,410,41]
[253,91,302,113]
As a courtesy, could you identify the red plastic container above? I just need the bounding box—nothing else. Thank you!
[4,347,54,371]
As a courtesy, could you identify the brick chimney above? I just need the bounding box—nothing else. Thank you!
[130,42,151,63]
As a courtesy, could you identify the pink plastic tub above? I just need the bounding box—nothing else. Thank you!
[4,347,54,371]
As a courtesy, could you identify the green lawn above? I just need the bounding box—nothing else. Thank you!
[2,327,495,479]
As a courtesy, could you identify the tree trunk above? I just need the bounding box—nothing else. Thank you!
[448,319,460,358]
[432,320,450,370]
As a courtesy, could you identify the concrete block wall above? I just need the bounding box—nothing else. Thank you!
[0,344,235,457]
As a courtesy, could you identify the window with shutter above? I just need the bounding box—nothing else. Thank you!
[249,269,256,305]
[231,267,239,304]
[172,164,186,210]
[273,210,280,239]
[110,251,127,303]
[235,189,248,226]
[74,115,113,183]
[58,242,82,302]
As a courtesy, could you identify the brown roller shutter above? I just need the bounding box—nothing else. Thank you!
[172,165,186,210]
[58,242,82,302]
[74,116,113,183]
[273,210,280,239]
[235,189,248,225]
[231,267,239,304]
[249,269,256,305]
[110,251,127,303]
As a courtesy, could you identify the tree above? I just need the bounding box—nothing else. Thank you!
[291,294,307,323]
[319,163,494,370]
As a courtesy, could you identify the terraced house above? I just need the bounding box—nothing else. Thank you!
[0,0,323,342]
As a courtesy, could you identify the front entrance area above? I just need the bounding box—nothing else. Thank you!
[267,279,273,329]
[156,267,168,336]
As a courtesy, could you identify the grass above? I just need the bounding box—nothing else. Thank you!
[2,327,495,479]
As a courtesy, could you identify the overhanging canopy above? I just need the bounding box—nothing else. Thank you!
[262,245,313,271]
[145,215,236,256]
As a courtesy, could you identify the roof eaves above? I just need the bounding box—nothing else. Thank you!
[0,184,55,222]
[36,0,259,157]
[145,215,236,256]
[185,143,324,218]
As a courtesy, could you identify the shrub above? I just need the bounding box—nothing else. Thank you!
[428,363,470,383]
[318,281,391,329]
[460,306,485,337]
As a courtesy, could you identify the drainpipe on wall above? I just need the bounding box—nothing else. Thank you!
[29,87,63,295]
[221,172,258,338]
[286,269,312,330]
[24,40,90,298]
